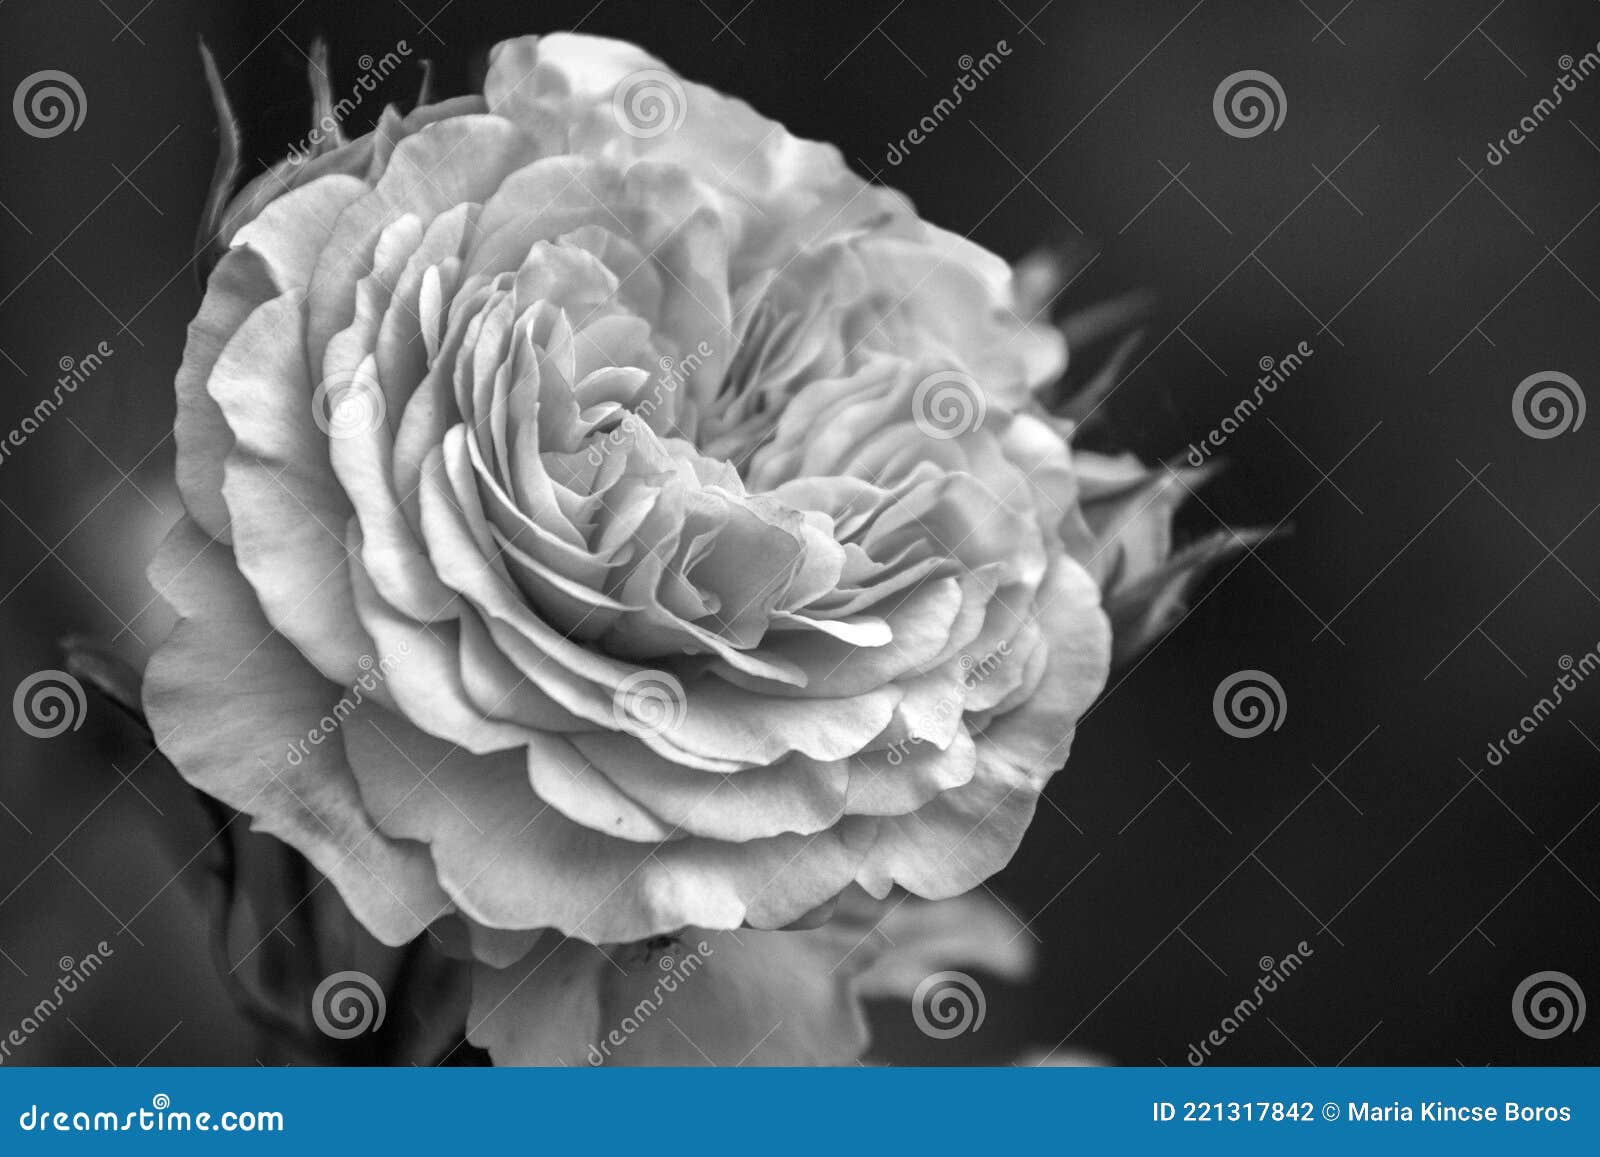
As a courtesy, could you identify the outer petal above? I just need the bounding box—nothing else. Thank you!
[210,290,374,683]
[467,937,606,1065]
[468,887,1037,1066]
[596,928,873,1066]
[141,517,451,945]
[341,701,877,943]
[175,175,369,540]
[172,247,275,540]
[855,559,1110,898]
[982,557,1111,773]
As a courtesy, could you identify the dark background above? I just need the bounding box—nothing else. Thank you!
[2,0,1597,1066]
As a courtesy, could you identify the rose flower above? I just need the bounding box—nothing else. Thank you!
[139,32,1226,1063]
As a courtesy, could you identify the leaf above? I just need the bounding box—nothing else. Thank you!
[1056,328,1145,433]
[60,635,146,729]
[58,636,471,1064]
[414,58,435,108]
[305,37,347,154]
[194,39,243,289]
[1104,526,1273,668]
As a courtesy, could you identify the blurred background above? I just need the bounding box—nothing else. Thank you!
[2,0,1597,1065]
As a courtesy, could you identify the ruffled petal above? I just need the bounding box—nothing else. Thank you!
[468,886,1037,1065]
[210,290,375,684]
[142,517,451,945]
[341,701,877,943]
